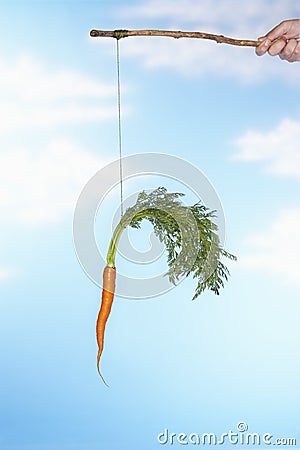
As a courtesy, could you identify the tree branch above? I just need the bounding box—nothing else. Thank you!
[90,29,259,47]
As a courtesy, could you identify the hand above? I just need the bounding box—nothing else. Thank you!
[256,19,300,62]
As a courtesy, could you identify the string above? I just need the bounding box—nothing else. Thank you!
[116,38,124,216]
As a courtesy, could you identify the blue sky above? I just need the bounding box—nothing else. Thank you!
[0,1,300,449]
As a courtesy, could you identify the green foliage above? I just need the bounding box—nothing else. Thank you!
[107,187,236,299]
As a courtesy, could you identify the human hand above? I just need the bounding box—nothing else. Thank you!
[256,19,300,62]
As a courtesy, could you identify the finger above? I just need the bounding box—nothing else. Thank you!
[266,20,292,41]
[279,38,298,60]
[285,40,300,62]
[268,38,287,56]
[255,37,271,56]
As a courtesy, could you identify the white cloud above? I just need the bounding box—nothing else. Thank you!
[0,102,117,131]
[240,208,300,286]
[0,267,17,282]
[0,54,124,226]
[0,55,116,101]
[0,54,119,225]
[232,118,300,180]
[0,139,108,226]
[122,0,296,29]
[0,55,118,132]
[119,0,300,83]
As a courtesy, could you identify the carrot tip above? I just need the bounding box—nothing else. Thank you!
[98,367,110,387]
[97,356,110,387]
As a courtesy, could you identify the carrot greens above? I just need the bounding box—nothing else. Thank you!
[106,187,236,299]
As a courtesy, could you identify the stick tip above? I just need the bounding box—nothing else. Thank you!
[90,29,98,37]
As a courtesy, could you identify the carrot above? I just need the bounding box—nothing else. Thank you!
[96,265,116,386]
[94,187,236,384]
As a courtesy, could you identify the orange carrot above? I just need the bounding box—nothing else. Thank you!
[96,265,116,385]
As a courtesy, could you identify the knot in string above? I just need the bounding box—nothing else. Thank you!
[114,29,128,40]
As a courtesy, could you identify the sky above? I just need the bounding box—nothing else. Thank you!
[0,1,300,449]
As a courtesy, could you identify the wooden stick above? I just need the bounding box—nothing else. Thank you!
[90,29,259,47]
